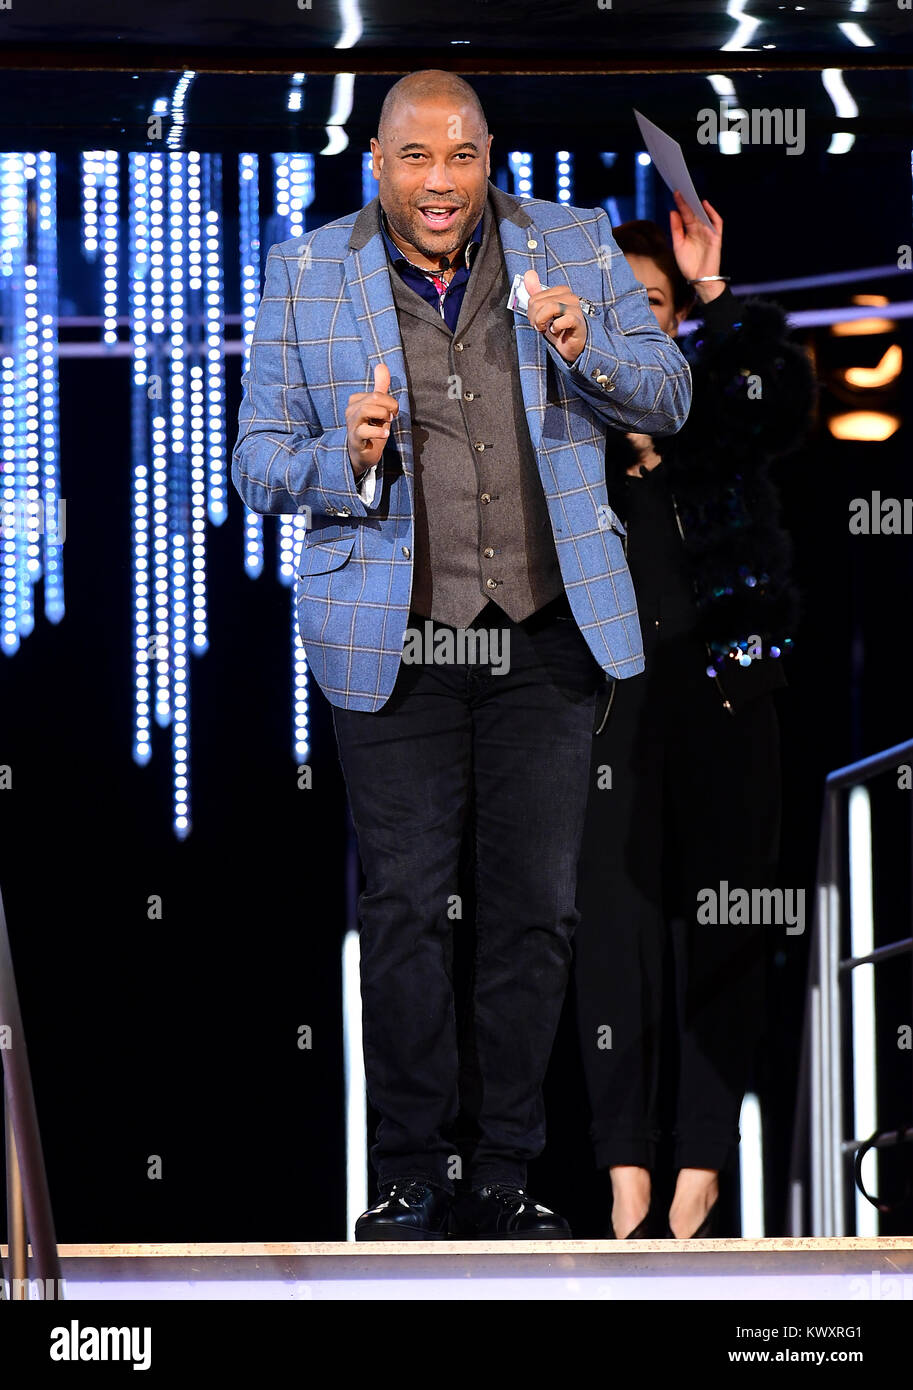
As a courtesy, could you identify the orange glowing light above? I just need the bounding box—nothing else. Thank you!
[842,345,903,388]
[828,412,901,441]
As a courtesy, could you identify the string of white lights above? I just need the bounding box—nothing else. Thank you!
[167,71,195,150]
[19,155,41,641]
[1,154,29,653]
[0,152,62,653]
[168,153,187,507]
[202,153,226,548]
[289,154,313,239]
[168,151,192,837]
[80,150,102,261]
[146,151,171,735]
[0,333,14,653]
[273,153,315,766]
[237,151,260,581]
[102,151,119,346]
[276,153,313,587]
[129,152,153,766]
[635,149,655,220]
[171,522,191,838]
[36,151,63,622]
[186,152,208,657]
[509,151,533,199]
[240,155,263,578]
[288,72,305,114]
[239,155,260,375]
[555,150,573,205]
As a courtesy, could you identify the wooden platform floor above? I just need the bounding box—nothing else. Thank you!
[4,1238,913,1300]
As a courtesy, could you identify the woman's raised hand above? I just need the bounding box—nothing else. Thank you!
[668,188,723,285]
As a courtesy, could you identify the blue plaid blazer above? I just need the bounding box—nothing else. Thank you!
[232,182,692,711]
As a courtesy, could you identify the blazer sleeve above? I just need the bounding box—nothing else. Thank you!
[231,243,385,519]
[543,206,692,437]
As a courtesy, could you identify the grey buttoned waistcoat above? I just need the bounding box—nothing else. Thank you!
[387,194,566,627]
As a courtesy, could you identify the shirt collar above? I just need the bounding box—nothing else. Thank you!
[380,205,483,274]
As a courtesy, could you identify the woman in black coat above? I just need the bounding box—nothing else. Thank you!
[573,191,816,1238]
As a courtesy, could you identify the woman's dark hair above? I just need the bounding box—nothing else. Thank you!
[612,219,696,317]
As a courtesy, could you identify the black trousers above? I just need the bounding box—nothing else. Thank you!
[573,635,781,1173]
[331,594,605,1194]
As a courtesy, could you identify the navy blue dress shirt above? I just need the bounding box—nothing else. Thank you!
[380,207,484,334]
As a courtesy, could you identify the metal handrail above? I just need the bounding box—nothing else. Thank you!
[787,738,913,1236]
[0,885,62,1298]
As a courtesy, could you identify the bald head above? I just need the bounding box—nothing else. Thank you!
[370,69,492,274]
[377,70,488,147]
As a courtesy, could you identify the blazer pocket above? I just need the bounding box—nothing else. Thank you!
[297,531,357,576]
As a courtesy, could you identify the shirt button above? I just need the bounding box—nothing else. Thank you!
[527,239,537,249]
[327,505,337,515]
[338,506,351,516]
[474,442,485,451]
[595,373,609,384]
[463,391,474,401]
[402,546,411,558]
[486,578,498,589]
[454,341,464,352]
[480,493,491,504]
[483,547,494,558]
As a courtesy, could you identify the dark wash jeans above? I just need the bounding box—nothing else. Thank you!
[331,593,606,1194]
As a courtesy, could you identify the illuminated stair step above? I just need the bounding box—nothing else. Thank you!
[3,1238,913,1301]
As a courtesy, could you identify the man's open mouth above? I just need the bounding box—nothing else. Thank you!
[418,206,460,230]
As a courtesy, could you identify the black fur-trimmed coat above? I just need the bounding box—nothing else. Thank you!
[604,285,817,709]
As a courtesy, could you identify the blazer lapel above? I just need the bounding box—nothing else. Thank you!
[489,183,549,457]
[343,199,415,496]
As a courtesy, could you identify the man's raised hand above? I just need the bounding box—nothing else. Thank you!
[346,363,398,476]
[523,269,589,365]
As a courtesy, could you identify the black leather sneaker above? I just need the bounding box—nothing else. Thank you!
[354,1181,453,1241]
[449,1183,572,1239]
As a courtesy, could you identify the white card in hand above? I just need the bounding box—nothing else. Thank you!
[507,272,530,314]
[633,109,713,228]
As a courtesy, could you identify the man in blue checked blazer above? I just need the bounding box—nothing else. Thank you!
[232,70,691,1241]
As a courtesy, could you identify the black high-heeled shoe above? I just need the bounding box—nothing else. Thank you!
[609,1201,660,1239]
[666,1197,719,1239]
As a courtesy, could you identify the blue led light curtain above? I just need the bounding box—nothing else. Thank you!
[0,146,323,838]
